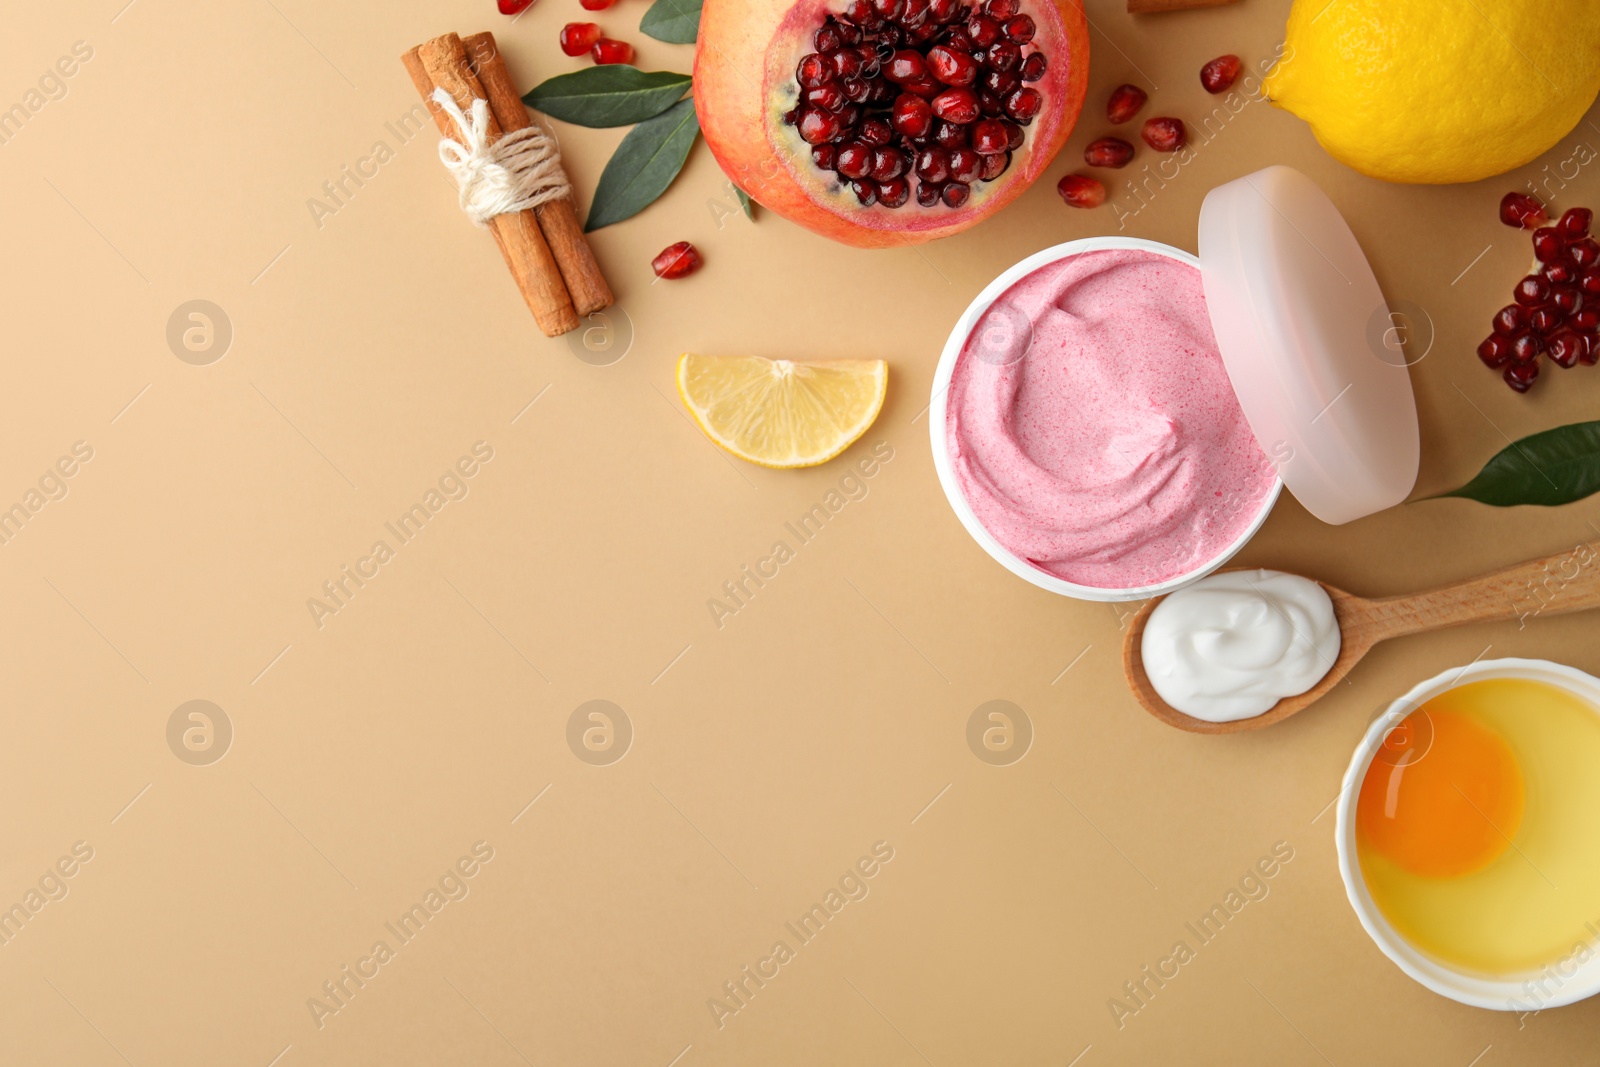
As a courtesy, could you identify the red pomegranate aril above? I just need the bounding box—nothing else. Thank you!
[837,142,873,179]
[886,49,928,82]
[927,46,978,85]
[949,147,982,182]
[980,150,1011,180]
[870,147,908,181]
[1583,333,1600,365]
[944,28,975,51]
[1575,307,1600,331]
[932,87,981,123]
[979,90,1004,117]
[1549,330,1584,367]
[1020,52,1048,82]
[1583,270,1600,295]
[845,0,873,21]
[1004,120,1024,149]
[901,76,942,97]
[873,0,905,19]
[1546,261,1578,285]
[1505,361,1539,392]
[1554,286,1584,314]
[1492,304,1527,335]
[816,24,844,52]
[806,83,846,111]
[840,103,862,128]
[1499,191,1548,229]
[833,50,864,78]
[1560,207,1593,240]
[878,177,911,207]
[579,0,616,9]
[797,53,832,88]
[1478,335,1512,368]
[892,93,934,137]
[499,0,534,13]
[1571,239,1600,268]
[1510,330,1543,363]
[1085,136,1133,168]
[1142,117,1187,151]
[852,179,878,205]
[798,109,842,144]
[916,147,950,182]
[812,144,838,169]
[590,38,633,64]
[903,0,932,25]
[859,118,893,145]
[1004,87,1041,123]
[1106,83,1147,124]
[987,41,1021,72]
[972,119,1010,154]
[966,15,1001,47]
[1514,275,1551,307]
[930,0,960,20]
[1533,227,1566,264]
[560,22,603,56]
[935,120,968,148]
[843,77,871,102]
[942,181,971,207]
[1057,173,1106,209]
[985,0,1019,18]
[916,180,942,206]
[982,70,1019,98]
[1004,15,1035,42]
[651,242,702,280]
[1531,307,1563,335]
[1200,55,1242,94]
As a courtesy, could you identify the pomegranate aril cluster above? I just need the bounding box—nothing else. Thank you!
[1481,193,1600,392]
[785,0,1049,210]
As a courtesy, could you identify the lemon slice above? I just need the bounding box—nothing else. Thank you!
[676,354,888,469]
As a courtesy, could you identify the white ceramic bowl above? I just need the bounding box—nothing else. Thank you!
[928,237,1283,603]
[1336,657,1600,1011]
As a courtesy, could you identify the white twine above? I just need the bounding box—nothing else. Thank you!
[431,87,570,225]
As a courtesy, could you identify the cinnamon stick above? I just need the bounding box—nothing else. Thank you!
[407,34,579,338]
[464,32,614,318]
[1128,0,1239,11]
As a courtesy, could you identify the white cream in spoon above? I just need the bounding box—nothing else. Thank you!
[1140,569,1341,723]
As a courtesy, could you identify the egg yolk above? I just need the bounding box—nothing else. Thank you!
[1357,708,1525,878]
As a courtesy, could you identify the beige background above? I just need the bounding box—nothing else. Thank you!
[2,0,1599,1063]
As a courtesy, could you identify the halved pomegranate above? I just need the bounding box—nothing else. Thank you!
[694,0,1089,248]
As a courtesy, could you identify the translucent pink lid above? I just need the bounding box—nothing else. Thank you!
[1198,166,1419,525]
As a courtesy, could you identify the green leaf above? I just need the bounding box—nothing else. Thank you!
[1431,420,1600,507]
[640,0,703,44]
[736,187,756,221]
[522,66,692,128]
[585,98,701,231]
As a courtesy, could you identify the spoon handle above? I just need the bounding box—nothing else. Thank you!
[1369,545,1600,641]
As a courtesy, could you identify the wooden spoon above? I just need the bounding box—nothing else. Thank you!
[1122,548,1600,734]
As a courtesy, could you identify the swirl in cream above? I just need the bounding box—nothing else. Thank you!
[945,248,1276,589]
[1141,569,1341,722]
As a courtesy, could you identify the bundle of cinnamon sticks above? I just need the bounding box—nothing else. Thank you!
[403,32,612,337]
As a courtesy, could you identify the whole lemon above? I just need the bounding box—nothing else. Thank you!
[1264,0,1600,184]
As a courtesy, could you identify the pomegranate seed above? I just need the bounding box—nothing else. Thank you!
[1549,330,1584,367]
[812,144,837,169]
[1571,239,1600,268]
[1492,305,1527,335]
[1085,137,1134,168]
[928,45,979,84]
[1057,173,1106,208]
[833,50,864,78]
[1478,335,1511,368]
[967,15,1001,47]
[942,182,971,207]
[859,118,893,146]
[1005,87,1041,122]
[930,0,960,20]
[1553,286,1584,314]
[1531,307,1563,335]
[579,0,616,9]
[901,76,941,97]
[980,150,1011,180]
[986,41,1021,72]
[1560,207,1592,240]
[932,87,981,123]
[1499,192,1548,229]
[873,0,905,19]
[798,108,842,144]
[916,181,941,206]
[1575,307,1600,331]
[1583,334,1600,365]
[852,179,878,205]
[1142,117,1187,151]
[1546,261,1578,285]
[935,120,968,148]
[903,0,932,26]
[886,49,928,82]
[985,0,1019,17]
[816,24,844,52]
[590,38,634,64]
[1510,330,1543,363]
[1533,227,1566,263]
[893,93,934,137]
[972,119,1009,154]
[1004,120,1024,149]
[560,22,602,56]
[1584,270,1600,296]
[1200,55,1242,94]
[1003,15,1035,42]
[983,69,1020,96]
[1513,275,1551,307]
[1020,52,1048,82]
[916,147,950,182]
[870,146,908,181]
[1106,84,1147,124]
[806,83,846,111]
[948,148,981,183]
[499,0,534,12]
[879,177,911,207]
[1505,361,1539,392]
[797,54,831,88]
[845,0,874,22]
[836,142,873,179]
[651,242,702,279]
